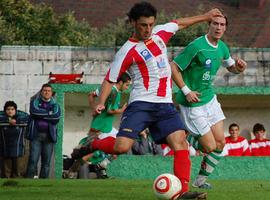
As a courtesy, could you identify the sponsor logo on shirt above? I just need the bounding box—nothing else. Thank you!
[205,59,212,68]
[156,56,166,68]
[140,49,152,61]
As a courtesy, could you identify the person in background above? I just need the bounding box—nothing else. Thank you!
[26,83,61,178]
[0,101,29,178]
[249,123,270,156]
[222,123,250,156]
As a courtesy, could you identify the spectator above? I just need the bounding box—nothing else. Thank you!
[222,123,250,156]
[249,123,270,156]
[26,83,61,178]
[0,101,29,178]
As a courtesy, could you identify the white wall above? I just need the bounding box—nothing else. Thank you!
[1,46,270,154]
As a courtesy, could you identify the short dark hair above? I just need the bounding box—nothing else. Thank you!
[117,72,131,83]
[229,123,239,130]
[4,101,17,112]
[127,1,157,21]
[253,123,265,133]
[41,83,52,91]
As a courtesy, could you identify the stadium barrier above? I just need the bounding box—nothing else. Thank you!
[107,155,270,180]
[51,84,270,179]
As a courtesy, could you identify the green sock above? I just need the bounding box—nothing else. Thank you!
[198,149,223,177]
[186,134,204,152]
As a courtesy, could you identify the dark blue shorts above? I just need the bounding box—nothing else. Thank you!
[117,101,186,144]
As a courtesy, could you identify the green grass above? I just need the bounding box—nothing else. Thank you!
[0,179,270,200]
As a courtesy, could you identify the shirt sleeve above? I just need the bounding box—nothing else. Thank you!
[173,41,198,71]
[105,43,134,83]
[153,21,179,44]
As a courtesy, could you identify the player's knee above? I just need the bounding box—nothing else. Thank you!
[204,143,217,153]
[216,140,225,150]
[113,145,129,154]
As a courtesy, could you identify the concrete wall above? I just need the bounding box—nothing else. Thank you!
[1,46,270,159]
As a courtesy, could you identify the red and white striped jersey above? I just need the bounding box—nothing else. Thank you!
[222,136,251,156]
[249,138,270,156]
[105,22,179,103]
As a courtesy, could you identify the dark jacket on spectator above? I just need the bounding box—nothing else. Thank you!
[27,96,61,143]
[0,110,29,157]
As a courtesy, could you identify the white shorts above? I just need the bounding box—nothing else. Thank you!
[179,95,225,137]
[98,127,118,140]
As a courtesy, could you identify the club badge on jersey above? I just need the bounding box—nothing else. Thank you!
[140,49,152,61]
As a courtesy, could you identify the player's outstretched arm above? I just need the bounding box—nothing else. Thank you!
[175,8,223,29]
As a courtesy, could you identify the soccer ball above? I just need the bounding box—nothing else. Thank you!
[153,173,182,200]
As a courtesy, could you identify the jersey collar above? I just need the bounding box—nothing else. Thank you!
[205,35,218,49]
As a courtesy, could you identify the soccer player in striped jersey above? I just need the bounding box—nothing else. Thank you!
[72,2,222,199]
[249,123,270,156]
[171,15,247,189]
[222,123,251,156]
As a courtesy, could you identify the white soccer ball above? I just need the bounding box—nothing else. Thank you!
[153,173,182,200]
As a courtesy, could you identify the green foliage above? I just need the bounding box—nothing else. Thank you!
[0,0,208,47]
[0,0,94,46]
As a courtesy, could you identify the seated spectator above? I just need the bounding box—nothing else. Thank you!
[0,101,29,178]
[222,123,251,156]
[249,123,270,156]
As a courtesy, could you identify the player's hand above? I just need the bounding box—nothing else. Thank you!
[235,58,247,73]
[186,91,200,103]
[205,8,223,21]
[94,104,105,115]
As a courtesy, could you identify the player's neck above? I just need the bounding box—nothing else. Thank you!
[206,34,218,46]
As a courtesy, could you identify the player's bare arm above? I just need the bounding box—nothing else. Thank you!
[95,80,113,114]
[171,62,200,103]
[176,8,223,29]
[227,58,247,74]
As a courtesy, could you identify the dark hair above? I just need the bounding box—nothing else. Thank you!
[127,1,157,21]
[229,123,239,130]
[253,123,265,134]
[117,72,131,83]
[4,101,17,111]
[41,83,52,91]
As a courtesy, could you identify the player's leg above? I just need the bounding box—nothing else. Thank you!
[71,101,149,159]
[192,97,225,189]
[167,131,207,200]
[150,103,206,199]
[193,121,225,188]
[166,130,190,194]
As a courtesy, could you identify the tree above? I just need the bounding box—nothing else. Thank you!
[0,0,94,46]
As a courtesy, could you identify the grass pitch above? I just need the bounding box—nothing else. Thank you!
[0,179,270,200]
